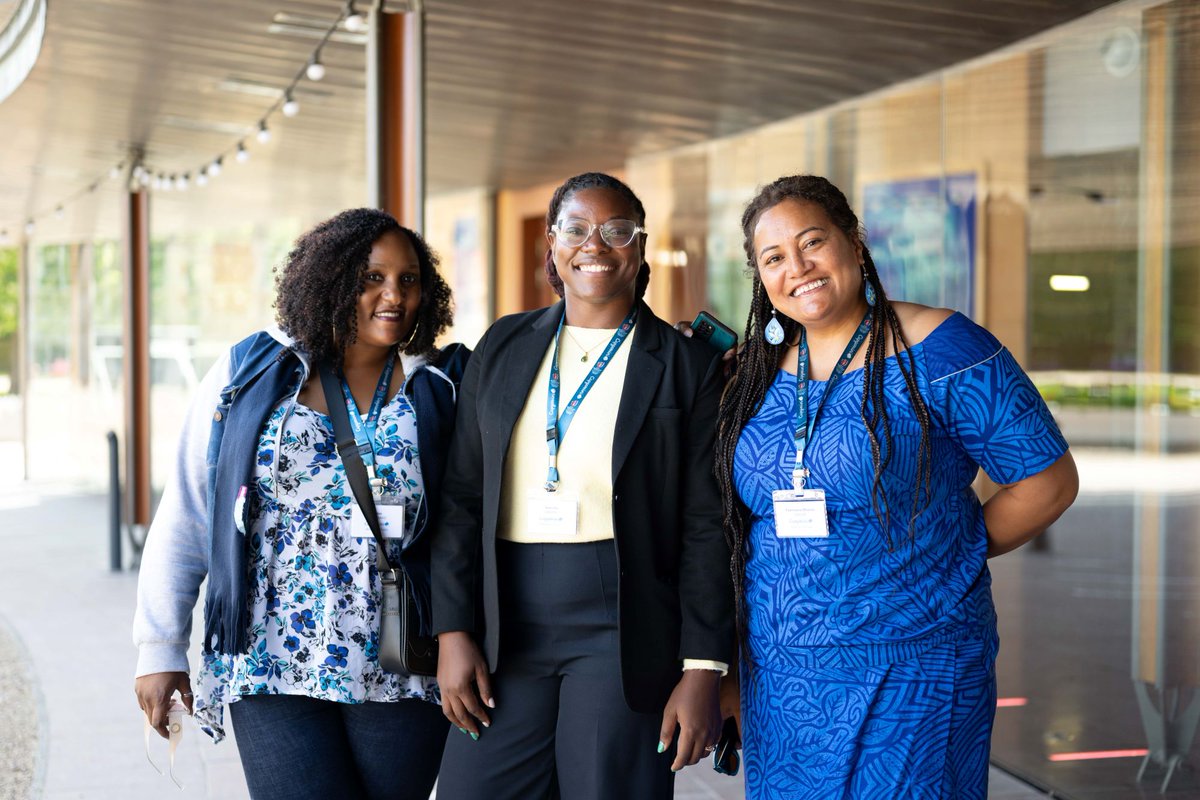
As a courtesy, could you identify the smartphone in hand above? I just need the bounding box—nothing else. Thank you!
[690,311,738,354]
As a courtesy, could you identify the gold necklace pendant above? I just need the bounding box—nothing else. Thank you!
[564,326,607,363]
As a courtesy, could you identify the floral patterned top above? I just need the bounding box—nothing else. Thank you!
[194,389,436,742]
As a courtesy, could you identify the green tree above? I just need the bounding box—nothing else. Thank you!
[0,248,17,338]
[0,248,18,390]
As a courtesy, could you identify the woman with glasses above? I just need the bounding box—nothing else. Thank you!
[133,209,464,800]
[431,172,734,800]
[716,176,1078,799]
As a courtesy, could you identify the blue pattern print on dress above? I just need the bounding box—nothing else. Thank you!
[732,313,1067,799]
[194,389,437,742]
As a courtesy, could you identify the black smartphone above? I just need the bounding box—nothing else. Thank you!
[712,716,741,776]
[690,310,738,354]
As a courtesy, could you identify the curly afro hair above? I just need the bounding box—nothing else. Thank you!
[274,208,453,366]
[543,172,651,300]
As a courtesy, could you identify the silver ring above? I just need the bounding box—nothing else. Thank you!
[181,692,193,697]
[705,744,717,753]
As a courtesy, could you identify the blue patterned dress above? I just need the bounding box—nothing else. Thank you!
[193,390,437,742]
[732,313,1068,799]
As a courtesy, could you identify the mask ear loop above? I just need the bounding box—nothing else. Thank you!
[144,699,187,789]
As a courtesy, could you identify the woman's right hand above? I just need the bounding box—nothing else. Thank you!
[437,631,493,737]
[134,671,193,739]
[675,321,738,375]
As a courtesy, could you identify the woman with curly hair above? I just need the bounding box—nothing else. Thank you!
[133,208,466,800]
[717,176,1078,799]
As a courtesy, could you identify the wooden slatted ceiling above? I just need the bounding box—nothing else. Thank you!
[0,0,1116,240]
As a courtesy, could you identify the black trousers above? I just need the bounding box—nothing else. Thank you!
[436,540,675,800]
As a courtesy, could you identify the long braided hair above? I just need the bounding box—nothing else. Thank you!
[543,172,651,300]
[715,175,933,651]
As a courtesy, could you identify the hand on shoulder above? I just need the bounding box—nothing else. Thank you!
[891,302,955,346]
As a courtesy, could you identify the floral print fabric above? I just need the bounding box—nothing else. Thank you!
[194,391,435,741]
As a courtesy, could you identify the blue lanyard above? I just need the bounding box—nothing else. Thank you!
[544,306,638,491]
[793,311,872,490]
[339,357,396,495]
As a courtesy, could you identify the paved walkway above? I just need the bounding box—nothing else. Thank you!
[0,488,1047,799]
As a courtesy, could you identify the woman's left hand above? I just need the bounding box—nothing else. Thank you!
[658,669,722,772]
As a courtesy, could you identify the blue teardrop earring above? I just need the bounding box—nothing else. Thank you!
[863,267,877,307]
[764,309,785,345]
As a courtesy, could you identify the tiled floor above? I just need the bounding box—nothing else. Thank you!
[988,488,1200,799]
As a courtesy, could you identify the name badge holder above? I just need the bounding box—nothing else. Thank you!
[339,357,395,500]
[536,307,637,536]
[773,311,872,539]
[338,359,411,540]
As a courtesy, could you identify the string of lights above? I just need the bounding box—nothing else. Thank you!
[0,0,368,245]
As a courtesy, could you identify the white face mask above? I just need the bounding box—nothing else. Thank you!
[144,699,188,789]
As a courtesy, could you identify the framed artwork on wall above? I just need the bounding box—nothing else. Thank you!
[861,172,980,319]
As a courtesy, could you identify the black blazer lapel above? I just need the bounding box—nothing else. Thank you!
[611,302,664,484]
[489,302,564,462]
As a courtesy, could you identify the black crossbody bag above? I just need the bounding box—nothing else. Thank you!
[319,362,438,677]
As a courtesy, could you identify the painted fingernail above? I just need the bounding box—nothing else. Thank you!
[485,697,496,708]
[458,727,469,735]
[470,732,479,741]
[657,742,666,754]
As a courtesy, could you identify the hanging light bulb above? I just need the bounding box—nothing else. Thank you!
[209,157,223,177]
[256,121,272,144]
[109,164,121,179]
[178,173,190,190]
[196,169,209,187]
[236,142,250,163]
[54,205,64,220]
[306,56,326,82]
[282,91,300,118]
[138,170,151,187]
[343,2,367,33]
[24,219,35,236]
[0,230,9,245]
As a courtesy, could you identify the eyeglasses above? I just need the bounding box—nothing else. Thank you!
[712,717,740,776]
[551,217,645,248]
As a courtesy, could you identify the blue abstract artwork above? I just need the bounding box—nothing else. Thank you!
[862,173,977,319]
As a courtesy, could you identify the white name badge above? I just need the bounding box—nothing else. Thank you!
[527,489,580,537]
[772,488,830,538]
[350,501,407,540]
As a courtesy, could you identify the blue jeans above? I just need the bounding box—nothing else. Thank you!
[229,694,448,800]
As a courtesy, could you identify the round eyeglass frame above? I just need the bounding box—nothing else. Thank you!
[551,217,646,249]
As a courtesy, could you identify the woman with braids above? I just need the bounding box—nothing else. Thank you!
[133,208,465,800]
[431,172,734,799]
[717,175,1078,799]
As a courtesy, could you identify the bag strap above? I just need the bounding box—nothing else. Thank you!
[318,362,394,575]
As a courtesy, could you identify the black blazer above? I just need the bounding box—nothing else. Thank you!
[432,300,735,712]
